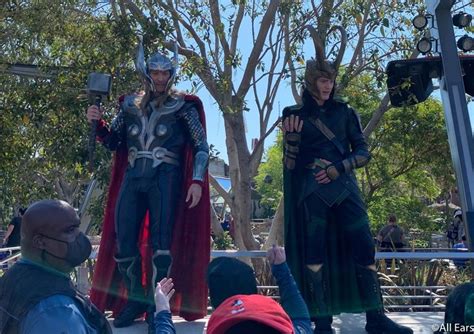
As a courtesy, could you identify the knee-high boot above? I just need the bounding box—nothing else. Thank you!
[306,268,334,334]
[355,264,413,334]
[113,256,148,328]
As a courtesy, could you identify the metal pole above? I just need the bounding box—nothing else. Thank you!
[427,0,474,276]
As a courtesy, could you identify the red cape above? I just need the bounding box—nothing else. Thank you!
[90,95,210,321]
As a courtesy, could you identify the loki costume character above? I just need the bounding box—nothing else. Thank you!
[283,26,413,334]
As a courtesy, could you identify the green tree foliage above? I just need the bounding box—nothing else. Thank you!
[362,99,454,234]
[1,1,138,223]
[254,132,283,214]
[345,75,454,234]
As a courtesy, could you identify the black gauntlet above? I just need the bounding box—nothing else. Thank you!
[284,132,301,170]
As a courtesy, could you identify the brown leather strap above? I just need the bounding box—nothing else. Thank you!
[308,117,345,155]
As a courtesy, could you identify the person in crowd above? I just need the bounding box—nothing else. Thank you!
[221,212,231,232]
[87,39,211,331]
[447,209,464,248]
[153,277,176,334]
[377,214,406,252]
[3,207,26,248]
[453,235,468,270]
[0,199,111,334]
[206,246,312,334]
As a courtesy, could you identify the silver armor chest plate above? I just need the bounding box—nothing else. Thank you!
[123,95,186,167]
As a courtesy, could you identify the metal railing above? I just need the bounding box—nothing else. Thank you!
[2,246,471,312]
[0,246,20,269]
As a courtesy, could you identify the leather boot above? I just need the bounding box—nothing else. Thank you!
[355,264,413,334]
[113,256,147,328]
[306,267,333,333]
[313,315,334,334]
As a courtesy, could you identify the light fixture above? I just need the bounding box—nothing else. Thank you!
[417,37,434,54]
[457,35,474,52]
[452,12,472,28]
[413,14,429,30]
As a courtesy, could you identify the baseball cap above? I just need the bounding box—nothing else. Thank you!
[207,294,294,334]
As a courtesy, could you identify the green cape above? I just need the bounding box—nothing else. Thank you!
[283,166,380,317]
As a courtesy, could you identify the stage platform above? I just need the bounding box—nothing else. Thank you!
[111,312,445,333]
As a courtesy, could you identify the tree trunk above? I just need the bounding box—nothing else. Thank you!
[223,112,259,250]
[263,196,284,249]
[210,204,224,238]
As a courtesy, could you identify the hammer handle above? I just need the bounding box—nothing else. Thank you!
[88,95,102,172]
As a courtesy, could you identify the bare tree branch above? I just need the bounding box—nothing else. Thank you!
[333,0,344,11]
[209,174,233,205]
[123,0,149,27]
[236,0,280,100]
[157,0,207,59]
[230,3,245,57]
[116,0,129,22]
[162,41,220,101]
[363,93,391,138]
[284,15,301,104]
[209,0,230,56]
[110,0,119,19]
[211,30,224,77]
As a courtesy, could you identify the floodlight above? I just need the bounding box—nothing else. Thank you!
[386,56,474,107]
[457,35,474,52]
[417,37,433,54]
[453,12,472,28]
[413,14,429,30]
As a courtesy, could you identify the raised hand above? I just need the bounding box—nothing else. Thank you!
[282,114,303,133]
[154,277,175,314]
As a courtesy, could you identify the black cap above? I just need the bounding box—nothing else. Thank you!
[206,257,258,309]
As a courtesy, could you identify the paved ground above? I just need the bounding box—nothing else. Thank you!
[111,312,445,333]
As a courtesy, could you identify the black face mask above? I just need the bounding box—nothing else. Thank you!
[41,232,92,268]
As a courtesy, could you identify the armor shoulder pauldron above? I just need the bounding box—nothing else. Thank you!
[122,95,143,116]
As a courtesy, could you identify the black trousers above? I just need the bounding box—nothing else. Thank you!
[303,192,375,266]
[115,169,182,258]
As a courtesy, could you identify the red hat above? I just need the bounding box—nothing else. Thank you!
[207,294,294,334]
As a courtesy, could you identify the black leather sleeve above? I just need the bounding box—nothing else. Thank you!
[101,108,126,151]
[333,107,371,174]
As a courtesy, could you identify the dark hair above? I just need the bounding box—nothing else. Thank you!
[388,214,397,223]
[225,321,281,334]
[462,235,467,241]
[207,257,258,309]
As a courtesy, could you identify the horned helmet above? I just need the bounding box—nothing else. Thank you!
[304,25,347,100]
[135,37,178,95]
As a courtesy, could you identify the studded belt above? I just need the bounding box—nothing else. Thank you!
[128,147,180,168]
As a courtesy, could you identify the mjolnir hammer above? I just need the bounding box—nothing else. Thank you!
[86,72,112,172]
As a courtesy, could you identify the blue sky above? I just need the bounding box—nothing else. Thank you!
[170,3,474,163]
[173,63,474,164]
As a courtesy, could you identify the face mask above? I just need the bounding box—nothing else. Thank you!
[41,232,92,267]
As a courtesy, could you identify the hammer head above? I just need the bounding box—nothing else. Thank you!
[87,72,112,97]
